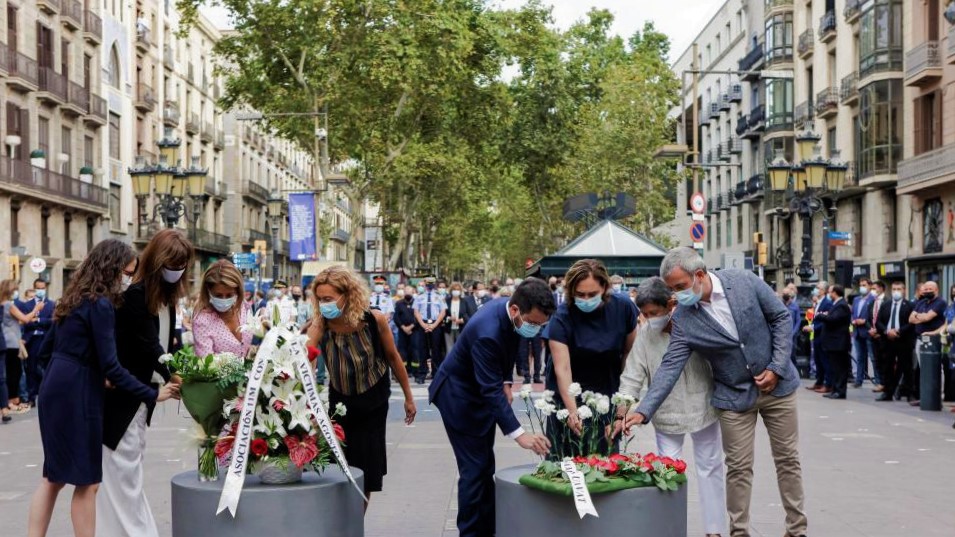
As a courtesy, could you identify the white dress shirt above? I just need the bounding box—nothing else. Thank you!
[700,272,739,341]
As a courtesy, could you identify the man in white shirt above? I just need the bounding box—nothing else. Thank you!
[369,275,395,320]
[260,280,298,327]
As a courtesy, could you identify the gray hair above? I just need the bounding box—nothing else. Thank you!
[659,247,707,279]
[610,274,625,284]
[635,277,672,309]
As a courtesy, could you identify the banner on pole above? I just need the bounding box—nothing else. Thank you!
[288,193,318,261]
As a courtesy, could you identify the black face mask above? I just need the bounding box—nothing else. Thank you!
[404,295,414,302]
[292,294,302,301]
[923,292,936,300]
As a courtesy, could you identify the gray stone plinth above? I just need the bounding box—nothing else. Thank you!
[495,464,687,537]
[171,468,365,537]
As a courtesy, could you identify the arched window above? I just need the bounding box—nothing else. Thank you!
[108,45,121,88]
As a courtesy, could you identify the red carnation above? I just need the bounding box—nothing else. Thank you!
[333,423,346,443]
[594,459,620,475]
[659,456,675,467]
[250,438,269,457]
[672,460,687,474]
[572,456,589,464]
[609,453,629,464]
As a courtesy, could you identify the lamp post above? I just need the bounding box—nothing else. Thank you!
[129,127,208,231]
[767,125,848,283]
[267,191,287,284]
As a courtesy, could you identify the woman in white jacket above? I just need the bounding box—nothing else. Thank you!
[617,277,726,537]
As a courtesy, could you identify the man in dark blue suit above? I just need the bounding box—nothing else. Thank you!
[804,281,834,393]
[429,279,555,537]
[20,278,55,405]
[816,284,853,398]
[850,278,877,388]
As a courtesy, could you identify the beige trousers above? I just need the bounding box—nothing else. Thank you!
[719,390,807,537]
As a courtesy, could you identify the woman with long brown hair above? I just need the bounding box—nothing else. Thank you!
[26,239,178,537]
[97,229,193,537]
[305,266,416,508]
[191,259,254,358]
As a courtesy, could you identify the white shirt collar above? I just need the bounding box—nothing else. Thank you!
[707,271,725,299]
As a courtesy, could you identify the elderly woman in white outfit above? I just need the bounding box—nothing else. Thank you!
[617,277,727,537]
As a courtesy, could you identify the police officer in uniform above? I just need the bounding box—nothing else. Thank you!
[413,276,447,383]
[369,275,395,320]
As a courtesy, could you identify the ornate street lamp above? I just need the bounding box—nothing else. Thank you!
[128,126,208,230]
[267,191,287,284]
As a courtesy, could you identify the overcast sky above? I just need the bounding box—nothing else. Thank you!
[201,0,722,64]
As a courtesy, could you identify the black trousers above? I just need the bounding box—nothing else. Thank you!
[827,349,851,397]
[5,348,21,402]
[813,338,830,387]
[880,338,914,398]
[517,338,543,381]
[442,423,497,537]
[24,335,46,402]
[413,327,444,379]
[396,330,415,374]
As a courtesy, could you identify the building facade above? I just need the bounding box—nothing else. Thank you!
[660,0,917,291]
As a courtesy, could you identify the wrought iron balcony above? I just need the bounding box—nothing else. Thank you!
[84,10,102,44]
[7,49,39,92]
[193,229,231,254]
[905,41,942,87]
[727,137,743,155]
[840,71,859,105]
[709,102,721,119]
[734,181,747,204]
[163,45,175,70]
[86,94,107,127]
[0,155,108,209]
[745,174,765,199]
[186,113,200,134]
[330,228,350,243]
[135,28,151,53]
[814,87,839,119]
[747,105,766,131]
[728,84,743,103]
[135,82,156,112]
[64,82,90,116]
[719,94,732,111]
[37,67,68,104]
[899,142,955,192]
[844,0,862,25]
[717,193,728,211]
[242,180,269,203]
[163,101,180,127]
[798,29,814,59]
[244,228,271,244]
[37,0,61,14]
[794,101,811,129]
[739,42,765,80]
[736,115,749,136]
[61,0,83,30]
[818,11,837,44]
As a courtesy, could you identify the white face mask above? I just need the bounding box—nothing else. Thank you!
[647,314,670,333]
[476,290,487,298]
[162,268,185,283]
[210,294,238,313]
[121,274,133,291]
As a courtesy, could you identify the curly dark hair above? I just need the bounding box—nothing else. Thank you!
[54,239,136,322]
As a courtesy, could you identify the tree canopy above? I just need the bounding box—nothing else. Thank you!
[178,0,681,277]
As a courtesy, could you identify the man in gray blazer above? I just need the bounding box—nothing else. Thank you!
[626,247,807,537]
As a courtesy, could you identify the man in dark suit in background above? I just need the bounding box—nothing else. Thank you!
[876,281,915,401]
[805,281,833,393]
[816,284,852,399]
[19,278,56,406]
[430,279,554,537]
[850,277,877,388]
[394,284,418,380]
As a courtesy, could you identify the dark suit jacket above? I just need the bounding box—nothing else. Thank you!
[102,283,174,450]
[445,297,476,333]
[394,299,416,328]
[876,299,915,345]
[20,297,56,342]
[812,296,833,335]
[428,299,521,437]
[817,298,851,352]
[851,294,874,340]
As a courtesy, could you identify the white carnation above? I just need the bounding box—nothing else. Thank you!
[158,353,173,364]
[542,390,556,402]
[519,386,533,400]
[581,390,596,404]
[595,396,611,415]
[556,409,570,421]
[568,382,582,397]
[540,403,557,417]
[611,392,635,406]
[577,406,593,420]
[335,402,347,417]
[533,398,549,411]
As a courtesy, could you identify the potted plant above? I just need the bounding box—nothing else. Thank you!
[79,166,94,183]
[30,149,46,169]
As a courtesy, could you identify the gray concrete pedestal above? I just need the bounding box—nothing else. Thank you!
[495,464,687,537]
[171,468,364,537]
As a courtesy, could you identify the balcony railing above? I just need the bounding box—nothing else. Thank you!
[67,82,90,114]
[193,229,231,254]
[739,41,765,79]
[794,101,811,128]
[734,181,747,203]
[135,82,156,112]
[38,66,68,102]
[7,49,39,88]
[0,155,108,208]
[736,115,749,136]
[38,0,61,14]
[163,101,180,126]
[83,10,102,44]
[818,11,837,44]
[748,105,766,129]
[898,142,955,191]
[798,29,814,58]
[89,93,107,121]
[136,28,151,52]
[765,0,793,12]
[244,228,271,244]
[243,180,269,202]
[728,84,743,103]
[844,0,862,24]
[745,174,765,198]
[719,94,731,111]
[905,41,942,86]
[709,102,720,119]
[840,71,859,105]
[186,113,200,134]
[201,122,214,143]
[163,45,174,70]
[62,0,83,30]
[814,87,839,118]
[330,228,350,243]
[727,137,743,155]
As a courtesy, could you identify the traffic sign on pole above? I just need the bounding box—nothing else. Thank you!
[828,231,851,240]
[690,222,706,242]
[690,192,706,214]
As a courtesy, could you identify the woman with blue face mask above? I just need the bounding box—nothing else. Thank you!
[305,266,416,509]
[543,259,639,457]
[191,260,254,360]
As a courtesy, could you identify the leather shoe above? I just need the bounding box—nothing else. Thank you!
[875,394,893,401]
[909,400,921,406]
[825,392,846,399]
[814,386,832,394]
[806,384,824,391]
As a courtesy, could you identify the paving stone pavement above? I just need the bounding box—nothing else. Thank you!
[1,379,954,536]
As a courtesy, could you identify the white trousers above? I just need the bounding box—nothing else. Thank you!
[96,404,159,537]
[655,420,727,535]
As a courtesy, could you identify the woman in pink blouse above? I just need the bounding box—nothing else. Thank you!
[191,260,254,358]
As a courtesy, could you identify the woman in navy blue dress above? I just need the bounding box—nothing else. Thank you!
[544,259,638,456]
[26,239,179,537]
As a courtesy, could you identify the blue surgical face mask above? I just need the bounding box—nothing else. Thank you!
[417,286,425,294]
[511,306,542,338]
[35,289,47,300]
[811,288,820,298]
[575,295,602,313]
[210,294,237,313]
[319,298,342,319]
[374,285,384,293]
[675,273,703,307]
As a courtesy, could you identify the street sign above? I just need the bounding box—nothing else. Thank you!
[828,231,852,240]
[693,242,704,249]
[232,253,259,269]
[29,257,47,274]
[691,213,705,221]
[690,192,706,214]
[760,69,794,79]
[830,239,852,247]
[721,252,745,270]
[690,222,706,242]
